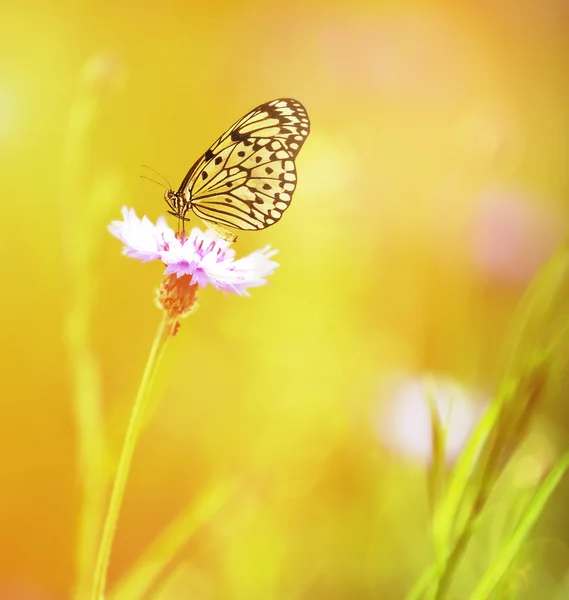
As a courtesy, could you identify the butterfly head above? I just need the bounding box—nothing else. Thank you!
[164,189,186,219]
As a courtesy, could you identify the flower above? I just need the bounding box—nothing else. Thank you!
[372,373,486,464]
[81,52,126,93]
[470,188,565,285]
[109,206,279,297]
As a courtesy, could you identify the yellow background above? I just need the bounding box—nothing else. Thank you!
[1,0,568,598]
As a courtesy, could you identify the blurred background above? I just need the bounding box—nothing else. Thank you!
[1,0,568,598]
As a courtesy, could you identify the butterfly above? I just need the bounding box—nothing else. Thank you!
[163,98,310,243]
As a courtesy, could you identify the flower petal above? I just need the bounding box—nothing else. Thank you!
[108,206,175,262]
[110,207,280,295]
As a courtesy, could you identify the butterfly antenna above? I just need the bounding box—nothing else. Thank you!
[140,175,168,189]
[141,165,173,190]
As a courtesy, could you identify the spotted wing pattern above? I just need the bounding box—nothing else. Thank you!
[178,98,310,231]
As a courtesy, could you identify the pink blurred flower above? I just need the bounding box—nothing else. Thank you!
[478,0,569,38]
[81,52,126,93]
[109,206,279,296]
[471,188,565,284]
[319,10,468,102]
[372,374,486,464]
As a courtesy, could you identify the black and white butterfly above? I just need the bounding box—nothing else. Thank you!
[163,98,310,242]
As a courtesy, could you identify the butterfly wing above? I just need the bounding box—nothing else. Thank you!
[178,98,310,233]
[189,137,298,231]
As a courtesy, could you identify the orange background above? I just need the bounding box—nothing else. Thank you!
[1,0,569,598]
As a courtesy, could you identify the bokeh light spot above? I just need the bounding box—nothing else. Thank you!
[373,374,486,464]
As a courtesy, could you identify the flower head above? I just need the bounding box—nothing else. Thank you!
[109,206,279,297]
[372,373,486,464]
[470,188,565,285]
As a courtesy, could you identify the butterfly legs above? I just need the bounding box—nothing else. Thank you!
[175,213,192,238]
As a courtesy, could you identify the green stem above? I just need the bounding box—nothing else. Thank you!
[91,313,174,600]
[432,521,473,600]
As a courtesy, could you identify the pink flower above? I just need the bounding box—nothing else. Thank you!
[108,206,279,297]
[372,374,486,464]
[470,188,565,285]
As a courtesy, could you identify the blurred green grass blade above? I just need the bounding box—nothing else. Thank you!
[60,72,114,600]
[150,562,208,600]
[503,246,569,377]
[432,382,509,556]
[405,564,438,600]
[109,479,236,600]
[71,173,121,600]
[426,246,569,596]
[426,381,447,516]
[469,451,569,600]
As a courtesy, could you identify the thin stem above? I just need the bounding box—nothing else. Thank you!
[91,313,174,600]
[58,70,108,600]
[433,423,509,600]
[431,445,497,599]
[433,521,474,600]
